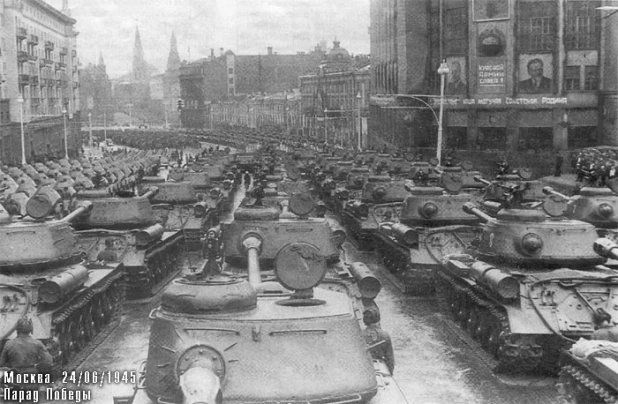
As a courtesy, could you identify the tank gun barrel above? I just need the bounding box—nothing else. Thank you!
[594,238,618,261]
[242,234,263,286]
[59,201,93,223]
[348,262,381,299]
[141,186,160,200]
[542,186,571,201]
[462,202,493,223]
[473,175,492,187]
[178,365,222,404]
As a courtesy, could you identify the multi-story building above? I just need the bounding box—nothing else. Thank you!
[179,46,324,129]
[0,0,80,163]
[369,0,618,153]
[299,41,370,146]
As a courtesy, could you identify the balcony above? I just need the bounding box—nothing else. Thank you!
[43,58,54,66]
[30,76,39,86]
[59,47,67,55]
[31,98,40,106]
[71,50,76,57]
[17,50,29,62]
[49,97,57,104]
[18,74,30,84]
[55,62,66,70]
[28,35,38,45]
[28,54,37,62]
[16,27,27,40]
[44,41,54,50]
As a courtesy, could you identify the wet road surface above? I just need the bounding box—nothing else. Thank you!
[66,181,565,404]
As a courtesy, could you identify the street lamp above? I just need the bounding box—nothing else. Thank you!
[17,95,26,165]
[356,92,362,151]
[62,108,69,159]
[436,59,450,165]
[324,108,328,145]
[88,112,92,148]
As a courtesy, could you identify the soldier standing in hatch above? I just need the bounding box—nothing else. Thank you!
[0,317,53,377]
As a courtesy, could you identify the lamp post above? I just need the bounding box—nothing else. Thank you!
[62,108,69,159]
[324,108,328,145]
[103,111,107,143]
[17,95,26,165]
[88,112,92,147]
[356,92,362,151]
[436,59,450,165]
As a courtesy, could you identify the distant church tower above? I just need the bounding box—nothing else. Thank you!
[62,0,70,16]
[166,31,181,72]
[132,27,149,82]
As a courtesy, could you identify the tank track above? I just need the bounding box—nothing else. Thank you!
[436,270,553,373]
[372,233,434,295]
[560,364,618,404]
[49,270,124,374]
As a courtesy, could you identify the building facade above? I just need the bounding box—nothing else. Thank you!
[0,0,81,164]
[369,0,618,152]
[179,46,324,129]
[299,41,371,147]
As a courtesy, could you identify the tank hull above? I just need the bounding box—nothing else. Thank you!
[0,263,124,372]
[340,203,403,250]
[436,254,618,373]
[558,349,618,404]
[75,229,185,300]
[373,225,480,295]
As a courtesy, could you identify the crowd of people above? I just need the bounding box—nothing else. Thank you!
[572,147,618,186]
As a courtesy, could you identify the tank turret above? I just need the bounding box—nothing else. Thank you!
[222,193,342,265]
[544,185,618,230]
[463,201,603,267]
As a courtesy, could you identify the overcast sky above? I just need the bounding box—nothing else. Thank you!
[45,0,371,79]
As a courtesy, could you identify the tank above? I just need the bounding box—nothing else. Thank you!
[372,176,483,294]
[558,316,618,404]
[114,208,404,403]
[72,186,185,300]
[544,184,618,240]
[0,201,125,371]
[340,176,408,250]
[436,189,618,373]
[141,175,227,250]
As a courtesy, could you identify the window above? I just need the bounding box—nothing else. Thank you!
[568,126,597,148]
[444,3,468,55]
[565,1,600,50]
[518,127,553,150]
[584,66,598,90]
[228,67,233,74]
[564,66,580,91]
[228,78,234,84]
[517,1,557,52]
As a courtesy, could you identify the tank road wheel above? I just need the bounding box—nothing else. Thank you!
[467,307,485,340]
[91,296,105,333]
[486,317,503,358]
[69,312,86,353]
[57,322,73,365]
[81,306,94,342]
[100,291,114,324]
[456,298,471,327]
